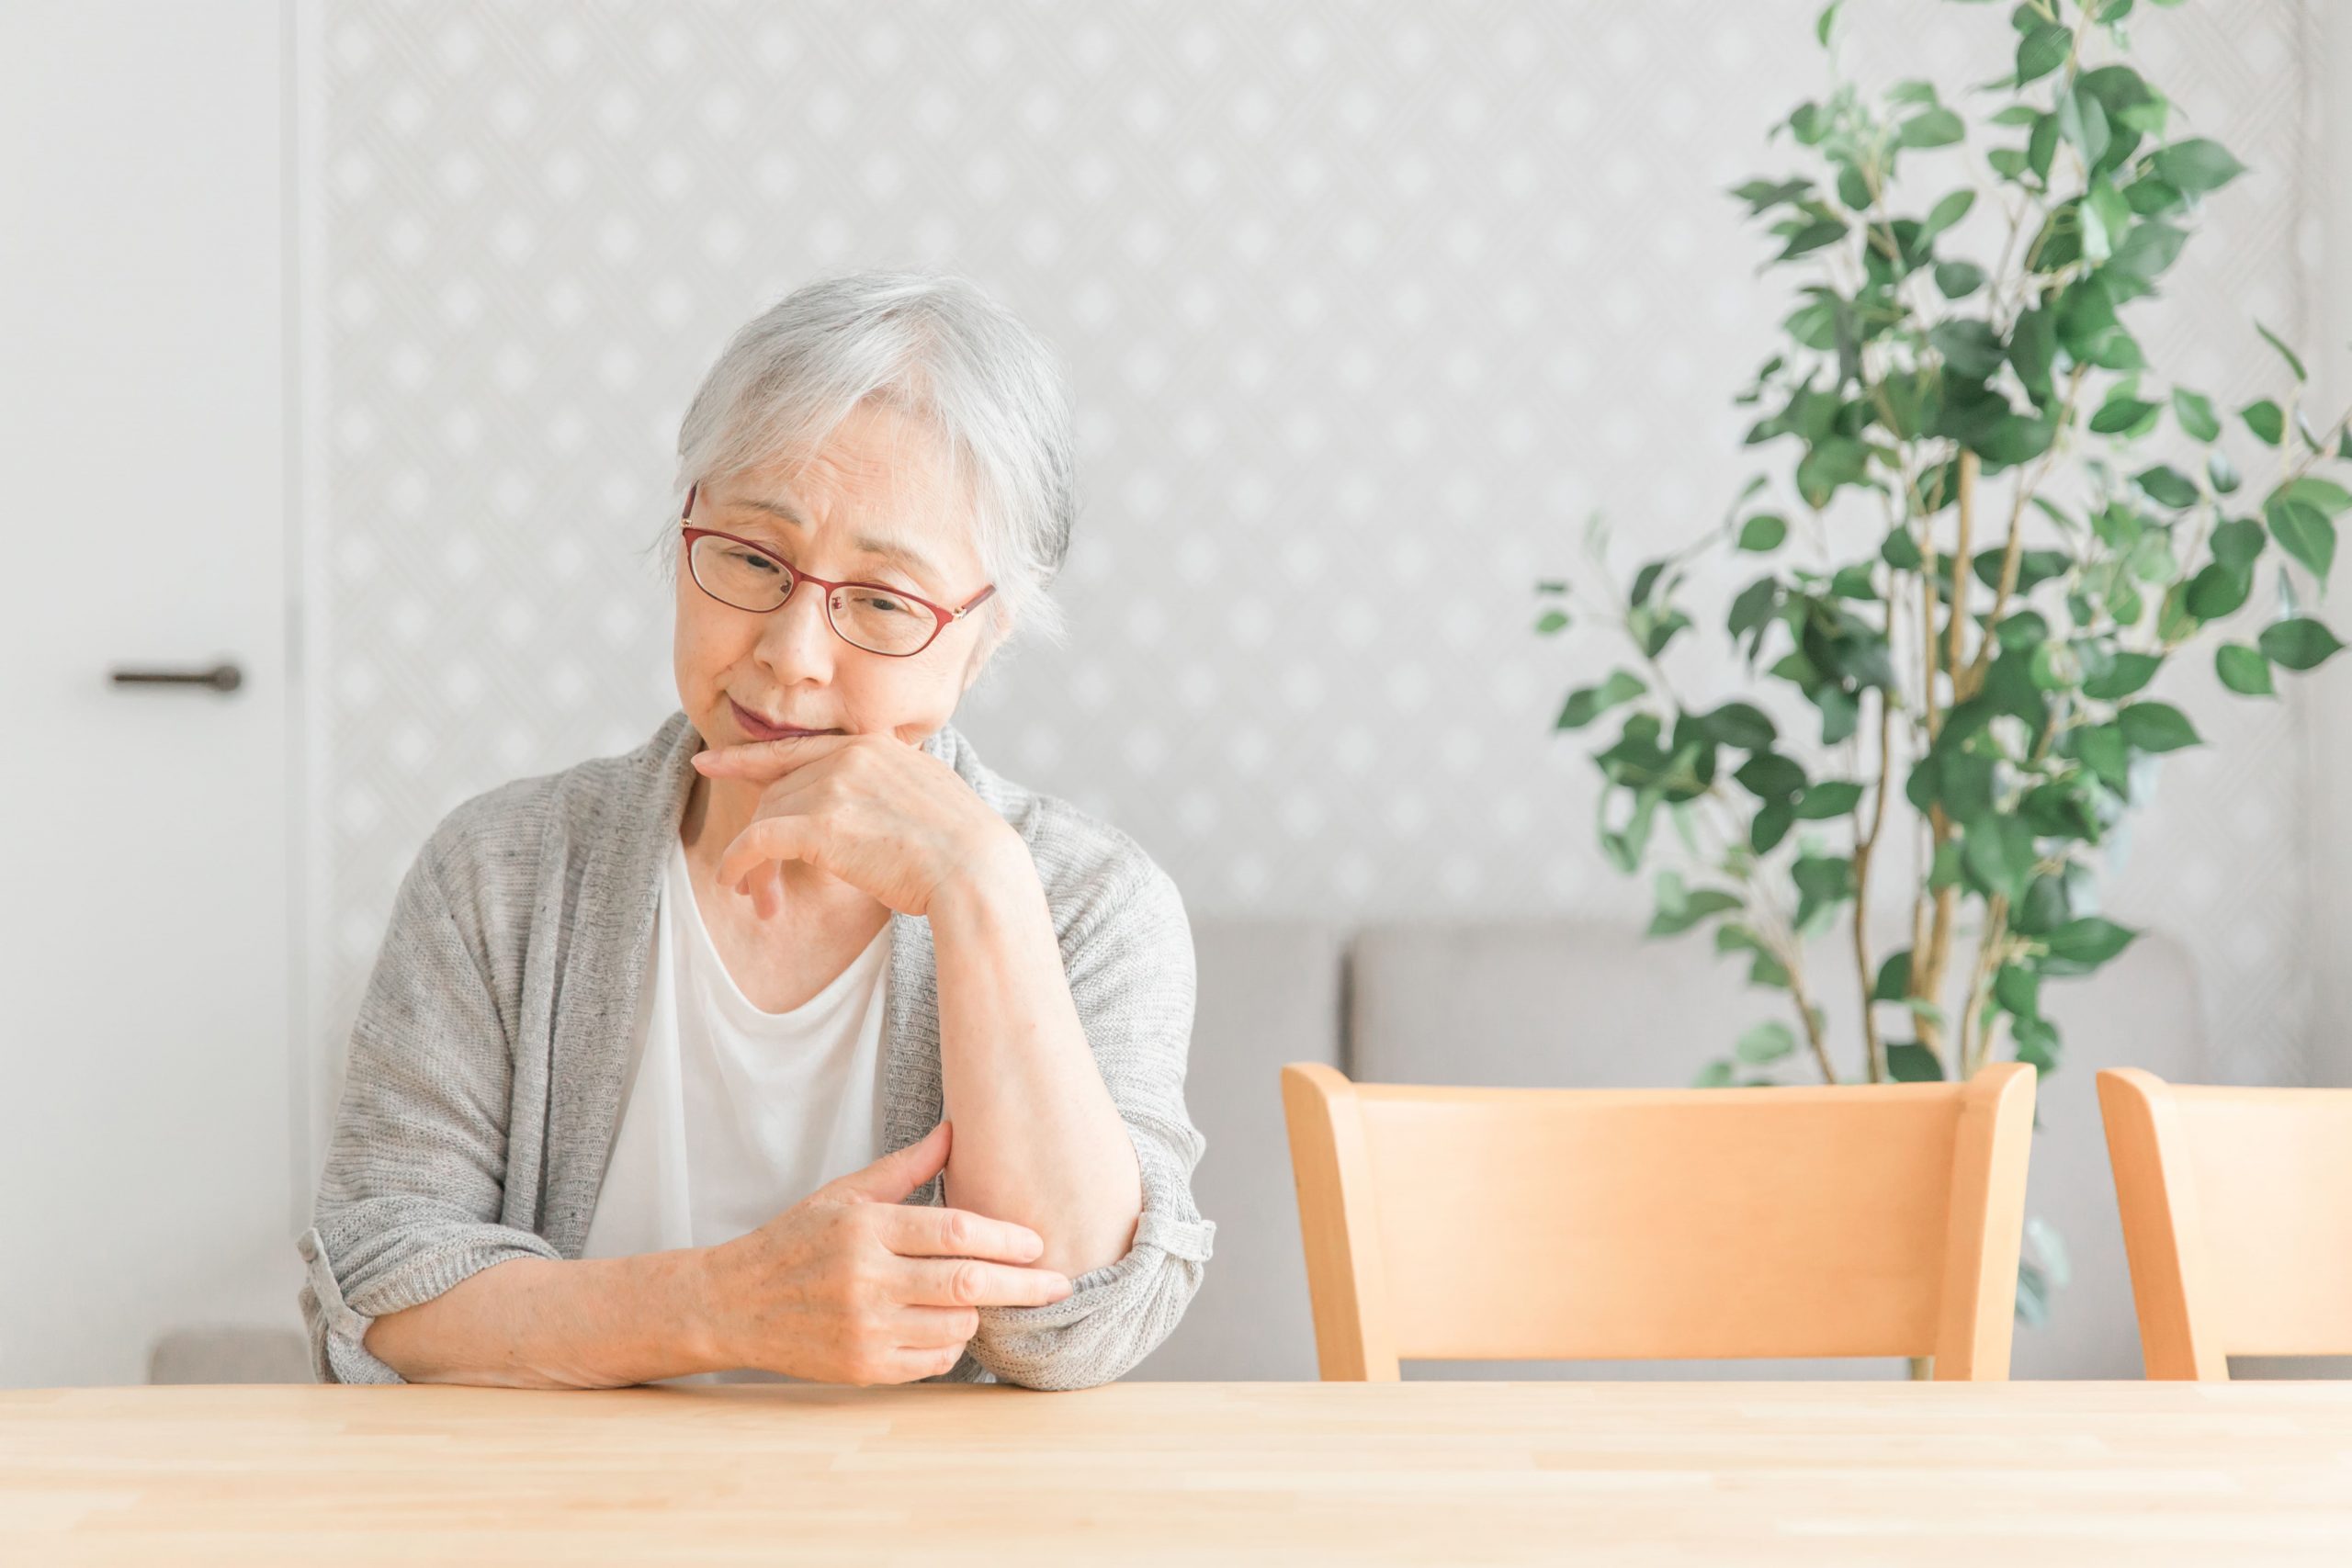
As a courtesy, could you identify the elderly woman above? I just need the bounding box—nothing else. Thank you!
[298,269,1215,1392]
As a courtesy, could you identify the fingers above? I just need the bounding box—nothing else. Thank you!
[892,1256,1075,1309]
[816,1121,953,1205]
[876,1202,1046,1266]
[718,816,818,889]
[891,1303,981,1350]
[876,1342,968,1384]
[746,858,785,920]
[693,734,857,780]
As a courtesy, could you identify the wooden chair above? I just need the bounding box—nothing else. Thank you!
[1279,1061,2036,1381]
[2097,1066,2352,1380]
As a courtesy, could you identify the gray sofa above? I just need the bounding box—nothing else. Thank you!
[155,917,2219,1384]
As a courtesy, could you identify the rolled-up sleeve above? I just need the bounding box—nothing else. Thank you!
[299,837,560,1384]
[965,856,1217,1391]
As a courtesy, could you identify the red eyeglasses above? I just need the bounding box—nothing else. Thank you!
[678,483,997,658]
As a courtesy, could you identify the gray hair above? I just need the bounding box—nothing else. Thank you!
[646,267,1077,657]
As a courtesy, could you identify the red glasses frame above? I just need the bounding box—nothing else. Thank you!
[677,482,997,658]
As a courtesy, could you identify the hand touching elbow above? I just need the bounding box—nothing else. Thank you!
[699,1119,1076,1385]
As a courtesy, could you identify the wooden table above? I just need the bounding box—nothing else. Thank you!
[6,1381,2352,1563]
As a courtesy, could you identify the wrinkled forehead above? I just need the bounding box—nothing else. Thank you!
[700,401,987,592]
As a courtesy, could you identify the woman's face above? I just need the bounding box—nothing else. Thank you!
[673,398,995,759]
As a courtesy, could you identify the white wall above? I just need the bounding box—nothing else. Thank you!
[301,0,2333,1134]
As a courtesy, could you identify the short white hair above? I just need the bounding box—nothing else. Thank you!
[649,267,1077,656]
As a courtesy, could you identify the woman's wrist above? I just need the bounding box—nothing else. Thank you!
[927,828,1041,931]
[681,1239,741,1373]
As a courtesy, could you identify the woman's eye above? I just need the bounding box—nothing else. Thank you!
[729,547,784,575]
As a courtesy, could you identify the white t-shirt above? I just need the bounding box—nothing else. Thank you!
[582,832,895,1384]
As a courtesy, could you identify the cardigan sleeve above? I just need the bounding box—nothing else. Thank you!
[961,852,1217,1391]
[297,834,561,1384]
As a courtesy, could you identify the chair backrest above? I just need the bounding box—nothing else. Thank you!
[2097,1067,2352,1380]
[1280,1060,2036,1381]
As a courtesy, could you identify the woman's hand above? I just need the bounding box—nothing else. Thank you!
[696,1121,1075,1385]
[692,732,1024,919]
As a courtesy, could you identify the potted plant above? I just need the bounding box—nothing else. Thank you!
[1534,0,2348,1323]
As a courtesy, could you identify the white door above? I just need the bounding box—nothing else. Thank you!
[0,1,300,1387]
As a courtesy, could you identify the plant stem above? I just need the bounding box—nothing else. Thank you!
[1910,451,1977,1071]
[1852,602,1897,1084]
[1957,893,2009,1078]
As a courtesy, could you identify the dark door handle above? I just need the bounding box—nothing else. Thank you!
[110,660,243,693]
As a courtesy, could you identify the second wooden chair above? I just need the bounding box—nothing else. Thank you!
[1280,1061,2036,1381]
[2098,1066,2352,1380]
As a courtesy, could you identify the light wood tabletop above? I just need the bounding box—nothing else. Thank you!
[6,1380,2352,1564]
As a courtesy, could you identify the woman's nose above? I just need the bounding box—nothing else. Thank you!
[753,577,840,675]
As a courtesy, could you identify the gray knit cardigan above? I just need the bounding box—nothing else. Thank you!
[298,707,1216,1390]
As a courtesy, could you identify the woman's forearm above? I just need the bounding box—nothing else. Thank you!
[361,1247,729,1388]
[927,846,1145,1283]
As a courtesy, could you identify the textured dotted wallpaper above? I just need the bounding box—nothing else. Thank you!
[305,0,2322,1100]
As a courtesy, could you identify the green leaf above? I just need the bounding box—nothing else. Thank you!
[2043,916,2139,972]
[1736,750,1805,802]
[2062,86,2113,165]
[1733,177,1814,214]
[1698,701,1778,751]
[2279,477,2352,515]
[1792,853,1853,932]
[1793,780,1863,819]
[2075,724,2130,792]
[2091,398,2160,435]
[1556,670,1647,730]
[2210,517,2265,572]
[2171,387,2222,442]
[1648,870,1746,937]
[2255,320,2309,383]
[1921,188,1976,240]
[1738,513,1789,552]
[1964,815,2038,901]
[2110,219,2188,282]
[1629,558,1670,606]
[1736,1020,1798,1065]
[2149,138,2248,197]
[1935,260,1987,299]
[2084,651,2161,700]
[1778,218,1847,261]
[2184,561,2252,620]
[2134,466,2199,509]
[2118,700,2200,752]
[2256,617,2345,672]
[1994,964,2042,1021]
[1886,1043,1946,1082]
[1535,608,1571,635]
[2215,642,2275,695]
[2242,399,2286,446]
[1729,577,1781,644]
[1795,436,1870,508]
[1930,321,2005,378]
[1691,1059,1736,1089]
[1900,107,1966,149]
[2267,498,2337,581]
[2015,23,2070,86]
[1872,950,1912,1004]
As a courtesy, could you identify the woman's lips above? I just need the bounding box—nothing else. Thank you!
[729,697,840,741]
